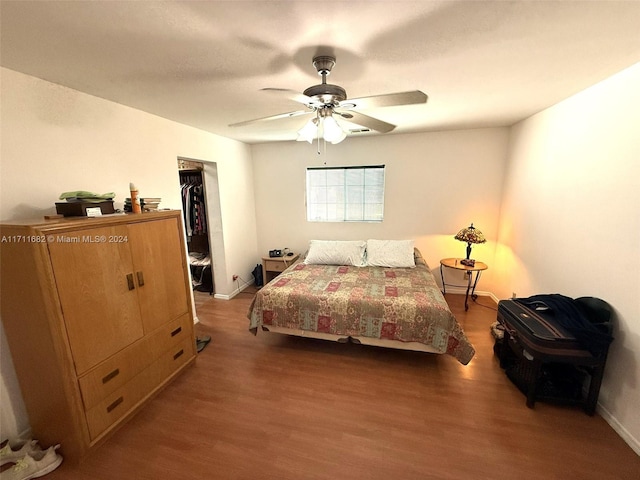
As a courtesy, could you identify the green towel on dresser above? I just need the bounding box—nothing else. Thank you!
[59,191,115,202]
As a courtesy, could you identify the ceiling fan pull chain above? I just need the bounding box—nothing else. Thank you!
[316,110,321,155]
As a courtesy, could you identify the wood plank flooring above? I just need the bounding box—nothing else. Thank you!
[41,290,639,479]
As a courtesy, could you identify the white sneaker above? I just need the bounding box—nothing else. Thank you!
[0,441,42,467]
[0,445,62,480]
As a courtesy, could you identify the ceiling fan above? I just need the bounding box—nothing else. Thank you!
[229,55,428,144]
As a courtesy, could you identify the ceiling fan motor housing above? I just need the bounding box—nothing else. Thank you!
[303,84,347,106]
[304,55,347,106]
[312,55,336,76]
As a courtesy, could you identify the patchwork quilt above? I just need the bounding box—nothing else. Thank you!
[248,255,475,365]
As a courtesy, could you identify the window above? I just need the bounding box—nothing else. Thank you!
[306,165,385,222]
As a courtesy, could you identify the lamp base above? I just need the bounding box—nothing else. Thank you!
[460,258,476,267]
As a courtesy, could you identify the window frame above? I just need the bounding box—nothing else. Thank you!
[305,165,386,223]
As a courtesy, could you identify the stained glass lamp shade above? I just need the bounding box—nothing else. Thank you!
[454,223,486,260]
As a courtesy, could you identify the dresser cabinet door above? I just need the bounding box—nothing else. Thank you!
[127,218,189,332]
[47,225,145,374]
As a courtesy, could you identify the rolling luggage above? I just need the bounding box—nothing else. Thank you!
[498,299,579,349]
[497,295,613,415]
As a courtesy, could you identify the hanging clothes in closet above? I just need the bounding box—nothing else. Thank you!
[180,172,208,238]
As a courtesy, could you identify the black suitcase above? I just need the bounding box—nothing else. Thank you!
[498,296,613,356]
[497,296,613,414]
[497,299,581,350]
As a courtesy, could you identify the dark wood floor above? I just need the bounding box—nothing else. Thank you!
[43,290,639,479]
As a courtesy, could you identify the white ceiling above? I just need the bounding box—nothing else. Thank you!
[1,1,639,144]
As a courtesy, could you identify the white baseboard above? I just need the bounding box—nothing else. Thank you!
[597,403,640,456]
[2,427,32,444]
[441,285,469,296]
[443,286,499,305]
[19,428,31,441]
[484,291,500,304]
[214,280,253,300]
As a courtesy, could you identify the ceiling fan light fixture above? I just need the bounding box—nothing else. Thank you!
[329,129,347,144]
[321,115,347,144]
[296,118,318,143]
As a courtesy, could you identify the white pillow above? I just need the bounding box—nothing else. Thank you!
[366,239,416,268]
[304,240,366,266]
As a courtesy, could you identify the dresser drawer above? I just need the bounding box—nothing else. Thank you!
[78,313,193,411]
[265,260,288,272]
[85,338,194,440]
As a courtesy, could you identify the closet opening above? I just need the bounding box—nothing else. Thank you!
[178,159,213,296]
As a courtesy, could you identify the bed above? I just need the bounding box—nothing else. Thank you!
[248,240,475,365]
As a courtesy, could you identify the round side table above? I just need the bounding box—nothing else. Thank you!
[440,258,488,311]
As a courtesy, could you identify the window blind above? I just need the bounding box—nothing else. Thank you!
[306,165,385,222]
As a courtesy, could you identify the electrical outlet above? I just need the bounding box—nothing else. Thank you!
[512,292,517,299]
[232,275,238,282]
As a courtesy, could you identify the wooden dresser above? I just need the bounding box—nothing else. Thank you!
[0,211,197,460]
[261,254,300,284]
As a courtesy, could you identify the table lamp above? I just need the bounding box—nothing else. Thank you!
[454,223,486,266]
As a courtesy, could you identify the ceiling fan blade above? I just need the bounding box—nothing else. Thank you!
[341,90,428,110]
[339,111,396,133]
[333,111,354,119]
[261,88,323,107]
[229,110,312,128]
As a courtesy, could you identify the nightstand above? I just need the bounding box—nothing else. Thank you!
[440,257,488,311]
[262,254,300,284]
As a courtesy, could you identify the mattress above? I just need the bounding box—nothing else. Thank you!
[248,252,475,365]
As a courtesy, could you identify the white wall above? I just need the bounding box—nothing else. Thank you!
[0,68,258,438]
[4,61,638,453]
[251,128,510,291]
[493,63,640,453]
